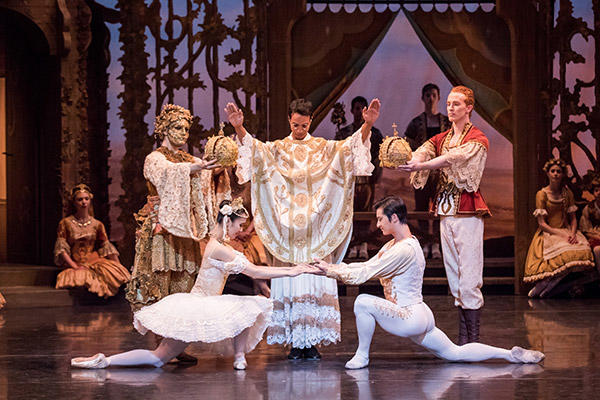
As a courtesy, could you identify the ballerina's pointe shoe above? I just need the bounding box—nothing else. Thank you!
[233,355,247,370]
[71,353,110,369]
[510,346,545,364]
[345,353,369,369]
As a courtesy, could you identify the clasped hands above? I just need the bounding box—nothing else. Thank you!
[294,258,332,276]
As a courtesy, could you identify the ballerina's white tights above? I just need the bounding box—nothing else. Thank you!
[346,294,538,369]
[102,328,251,368]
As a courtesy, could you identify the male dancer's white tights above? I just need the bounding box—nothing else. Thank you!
[346,294,542,369]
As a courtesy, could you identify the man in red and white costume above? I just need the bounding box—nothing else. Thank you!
[398,85,490,345]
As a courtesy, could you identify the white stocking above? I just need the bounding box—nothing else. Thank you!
[107,338,188,367]
[352,295,542,365]
[411,327,513,362]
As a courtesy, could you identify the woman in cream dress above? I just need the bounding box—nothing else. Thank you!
[524,159,594,297]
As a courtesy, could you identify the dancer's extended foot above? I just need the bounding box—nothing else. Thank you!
[233,354,247,370]
[510,346,545,363]
[71,353,110,369]
[303,346,321,360]
[345,352,369,369]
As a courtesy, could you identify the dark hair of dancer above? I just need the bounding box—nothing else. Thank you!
[351,96,368,109]
[216,199,247,224]
[421,83,440,97]
[288,99,313,118]
[373,196,408,225]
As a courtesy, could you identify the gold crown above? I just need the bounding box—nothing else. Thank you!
[205,122,238,167]
[379,123,412,168]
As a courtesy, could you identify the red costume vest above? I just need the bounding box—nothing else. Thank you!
[427,125,491,217]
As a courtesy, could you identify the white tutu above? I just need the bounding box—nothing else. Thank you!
[133,293,273,354]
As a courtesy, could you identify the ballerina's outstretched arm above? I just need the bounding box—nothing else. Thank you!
[208,240,320,279]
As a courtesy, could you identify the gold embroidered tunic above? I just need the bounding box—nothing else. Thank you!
[237,129,373,348]
[236,131,373,264]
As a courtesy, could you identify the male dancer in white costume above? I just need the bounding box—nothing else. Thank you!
[312,196,544,369]
[225,98,380,359]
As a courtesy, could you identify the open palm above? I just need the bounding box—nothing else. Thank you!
[363,98,381,125]
[225,102,244,128]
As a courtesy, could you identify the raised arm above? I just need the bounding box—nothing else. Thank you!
[225,102,251,141]
[360,98,381,143]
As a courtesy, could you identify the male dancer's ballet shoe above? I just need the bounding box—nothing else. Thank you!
[233,355,247,370]
[71,353,110,369]
[345,352,369,369]
[510,346,545,363]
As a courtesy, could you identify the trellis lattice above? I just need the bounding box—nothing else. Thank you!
[116,0,266,263]
[550,0,599,198]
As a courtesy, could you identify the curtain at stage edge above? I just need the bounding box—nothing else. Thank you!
[291,8,397,132]
[404,8,513,142]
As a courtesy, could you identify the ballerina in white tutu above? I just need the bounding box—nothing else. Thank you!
[71,198,318,370]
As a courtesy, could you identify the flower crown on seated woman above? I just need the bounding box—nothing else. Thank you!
[218,198,249,240]
[543,158,568,173]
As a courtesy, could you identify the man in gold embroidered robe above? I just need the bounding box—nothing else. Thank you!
[225,98,380,359]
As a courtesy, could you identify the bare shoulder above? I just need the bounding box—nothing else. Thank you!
[205,239,236,262]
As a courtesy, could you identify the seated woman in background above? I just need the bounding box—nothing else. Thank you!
[579,178,600,272]
[524,159,594,298]
[54,184,130,298]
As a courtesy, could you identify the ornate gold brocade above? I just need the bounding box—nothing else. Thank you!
[250,135,357,263]
[127,147,230,310]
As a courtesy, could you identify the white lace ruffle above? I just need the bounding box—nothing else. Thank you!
[267,304,341,348]
[235,134,254,184]
[533,209,548,217]
[266,274,340,348]
[410,142,436,189]
[347,129,374,176]
[143,151,199,239]
[444,142,487,192]
[133,293,273,350]
[208,253,250,274]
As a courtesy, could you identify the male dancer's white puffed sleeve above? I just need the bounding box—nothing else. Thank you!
[325,242,414,285]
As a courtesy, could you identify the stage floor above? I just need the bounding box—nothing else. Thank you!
[0,295,598,399]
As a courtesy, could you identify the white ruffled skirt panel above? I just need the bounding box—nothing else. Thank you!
[133,293,273,355]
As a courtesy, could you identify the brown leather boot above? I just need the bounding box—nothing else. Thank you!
[463,309,481,343]
[458,308,468,345]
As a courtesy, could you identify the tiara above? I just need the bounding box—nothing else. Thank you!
[71,184,93,199]
[220,197,249,219]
